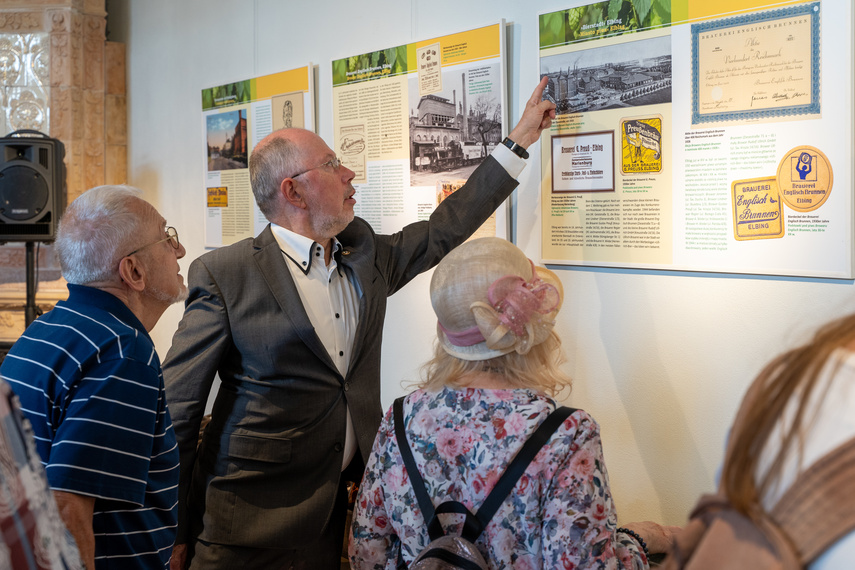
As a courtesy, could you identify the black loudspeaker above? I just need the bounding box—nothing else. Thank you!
[0,130,66,243]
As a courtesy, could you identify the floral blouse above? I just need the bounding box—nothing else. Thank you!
[349,387,648,569]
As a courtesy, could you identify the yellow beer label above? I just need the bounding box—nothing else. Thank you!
[621,116,662,174]
[732,177,784,241]
[776,146,833,212]
[207,186,228,208]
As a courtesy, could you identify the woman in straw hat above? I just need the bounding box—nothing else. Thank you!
[349,237,674,569]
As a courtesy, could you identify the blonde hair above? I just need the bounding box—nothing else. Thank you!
[417,330,572,397]
[721,313,855,518]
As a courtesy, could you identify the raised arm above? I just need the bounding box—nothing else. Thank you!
[370,79,557,294]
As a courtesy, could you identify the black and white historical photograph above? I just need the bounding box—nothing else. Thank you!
[408,63,503,187]
[540,35,672,115]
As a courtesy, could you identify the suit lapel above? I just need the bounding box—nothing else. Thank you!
[252,226,339,374]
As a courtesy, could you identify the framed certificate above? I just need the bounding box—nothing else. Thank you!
[691,2,821,125]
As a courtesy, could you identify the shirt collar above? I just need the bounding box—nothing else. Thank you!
[270,223,342,275]
[66,284,150,337]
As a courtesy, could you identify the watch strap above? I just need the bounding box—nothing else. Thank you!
[501,137,529,159]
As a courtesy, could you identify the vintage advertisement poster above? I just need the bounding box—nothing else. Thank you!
[551,131,615,192]
[332,22,508,238]
[539,1,852,278]
[201,66,314,248]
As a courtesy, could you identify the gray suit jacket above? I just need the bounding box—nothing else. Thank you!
[163,156,518,548]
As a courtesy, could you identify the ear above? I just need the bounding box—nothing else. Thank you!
[118,255,147,293]
[280,177,308,210]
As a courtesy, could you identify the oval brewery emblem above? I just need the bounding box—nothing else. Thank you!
[340,135,366,156]
[776,145,833,212]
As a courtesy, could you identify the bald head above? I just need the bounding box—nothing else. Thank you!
[249,128,318,219]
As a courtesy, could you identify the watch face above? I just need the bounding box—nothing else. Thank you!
[503,138,528,159]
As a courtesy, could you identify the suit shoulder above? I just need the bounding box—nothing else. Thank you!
[338,217,376,248]
[194,236,258,267]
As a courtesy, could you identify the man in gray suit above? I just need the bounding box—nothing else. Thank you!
[164,79,555,569]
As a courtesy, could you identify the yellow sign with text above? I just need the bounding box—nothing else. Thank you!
[207,186,228,208]
[621,116,663,175]
[411,23,501,68]
[731,177,784,240]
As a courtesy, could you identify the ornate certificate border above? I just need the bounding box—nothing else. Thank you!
[691,2,821,125]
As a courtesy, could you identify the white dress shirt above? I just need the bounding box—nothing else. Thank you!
[270,225,361,470]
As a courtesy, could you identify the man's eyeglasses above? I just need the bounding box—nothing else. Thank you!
[290,156,342,178]
[126,227,180,257]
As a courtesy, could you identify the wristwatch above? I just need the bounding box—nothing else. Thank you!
[501,137,529,159]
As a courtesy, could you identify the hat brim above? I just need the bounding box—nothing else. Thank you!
[436,322,515,361]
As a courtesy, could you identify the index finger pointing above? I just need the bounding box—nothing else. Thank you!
[528,76,550,106]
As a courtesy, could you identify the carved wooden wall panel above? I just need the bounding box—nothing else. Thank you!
[0,1,125,342]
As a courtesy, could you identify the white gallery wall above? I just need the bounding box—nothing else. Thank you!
[117,0,855,526]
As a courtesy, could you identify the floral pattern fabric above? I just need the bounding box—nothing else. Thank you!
[349,387,648,569]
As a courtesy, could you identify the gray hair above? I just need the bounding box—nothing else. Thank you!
[55,185,155,285]
[249,130,303,219]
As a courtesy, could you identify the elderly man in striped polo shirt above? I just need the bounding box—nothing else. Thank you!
[0,185,187,569]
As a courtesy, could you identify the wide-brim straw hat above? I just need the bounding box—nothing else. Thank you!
[430,237,563,361]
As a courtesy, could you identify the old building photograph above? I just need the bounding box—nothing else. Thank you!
[541,34,672,115]
[407,63,503,187]
[206,108,248,171]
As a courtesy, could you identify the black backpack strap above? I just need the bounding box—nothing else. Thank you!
[429,501,483,544]
[393,397,438,537]
[471,406,576,540]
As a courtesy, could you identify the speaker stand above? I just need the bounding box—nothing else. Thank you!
[24,242,40,328]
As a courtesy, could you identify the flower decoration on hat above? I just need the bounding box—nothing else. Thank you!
[471,260,560,355]
[439,259,561,356]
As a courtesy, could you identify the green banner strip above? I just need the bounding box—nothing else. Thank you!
[332,45,410,87]
[539,0,673,49]
[201,79,253,111]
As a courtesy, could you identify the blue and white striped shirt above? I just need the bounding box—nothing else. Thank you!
[1,284,179,569]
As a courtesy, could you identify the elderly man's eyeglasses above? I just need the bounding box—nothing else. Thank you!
[126,227,180,257]
[290,156,342,178]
